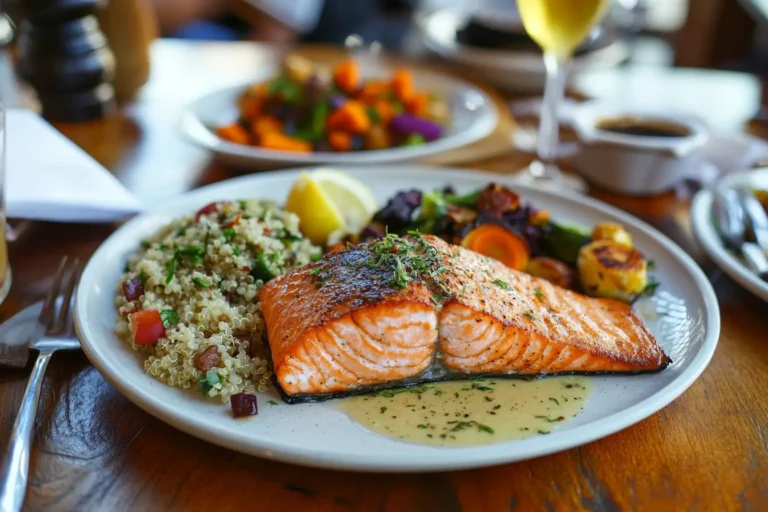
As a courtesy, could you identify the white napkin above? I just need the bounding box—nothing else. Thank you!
[6,109,143,223]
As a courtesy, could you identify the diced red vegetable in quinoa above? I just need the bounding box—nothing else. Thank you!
[194,345,221,372]
[195,202,220,221]
[122,277,144,301]
[130,309,166,345]
[223,212,242,228]
[231,393,259,418]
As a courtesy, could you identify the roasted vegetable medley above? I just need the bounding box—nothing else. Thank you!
[215,55,450,153]
[338,183,655,303]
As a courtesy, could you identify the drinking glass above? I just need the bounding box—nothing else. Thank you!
[0,104,11,305]
[516,0,611,190]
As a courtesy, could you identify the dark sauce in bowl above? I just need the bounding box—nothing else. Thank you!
[597,117,692,138]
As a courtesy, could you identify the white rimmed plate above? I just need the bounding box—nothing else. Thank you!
[76,165,720,472]
[179,64,498,170]
[691,168,768,302]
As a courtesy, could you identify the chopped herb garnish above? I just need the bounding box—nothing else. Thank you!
[309,267,320,276]
[534,288,544,300]
[535,415,565,423]
[484,396,493,402]
[417,424,428,429]
[477,424,495,434]
[493,405,501,410]
[376,385,432,397]
[238,200,248,209]
[380,407,387,414]
[537,430,550,435]
[492,279,509,290]
[139,271,148,287]
[310,251,323,262]
[140,240,151,249]
[252,252,280,282]
[549,398,560,405]
[198,370,220,395]
[268,400,278,405]
[222,228,236,241]
[165,257,177,284]
[647,259,656,270]
[232,246,241,256]
[192,277,208,287]
[176,227,187,236]
[160,309,180,328]
[633,278,660,302]
[524,311,537,320]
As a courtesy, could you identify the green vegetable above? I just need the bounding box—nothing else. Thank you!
[192,277,208,287]
[268,75,302,103]
[404,133,426,146]
[165,258,177,284]
[268,400,279,405]
[541,224,591,264]
[160,309,180,328]
[139,272,147,287]
[444,190,480,209]
[198,370,220,395]
[140,240,151,249]
[222,228,236,241]
[176,246,205,264]
[492,279,508,290]
[310,101,329,141]
[367,107,381,124]
[419,190,447,222]
[252,252,280,282]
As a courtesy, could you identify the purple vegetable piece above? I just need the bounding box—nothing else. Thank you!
[329,94,347,110]
[122,277,143,301]
[360,223,386,240]
[230,393,259,418]
[373,189,423,230]
[390,114,443,141]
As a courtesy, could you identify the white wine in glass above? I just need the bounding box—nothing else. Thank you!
[516,0,611,189]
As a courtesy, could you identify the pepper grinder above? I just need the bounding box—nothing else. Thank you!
[16,0,116,122]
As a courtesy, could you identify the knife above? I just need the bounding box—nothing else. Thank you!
[738,188,768,253]
[0,301,47,368]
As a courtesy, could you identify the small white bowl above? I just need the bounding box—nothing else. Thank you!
[570,103,710,195]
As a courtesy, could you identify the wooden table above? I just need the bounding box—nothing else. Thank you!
[2,40,768,512]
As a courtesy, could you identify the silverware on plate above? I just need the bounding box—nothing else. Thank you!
[713,188,768,282]
[0,257,82,512]
[737,187,768,254]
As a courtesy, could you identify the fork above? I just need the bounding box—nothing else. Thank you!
[0,257,82,512]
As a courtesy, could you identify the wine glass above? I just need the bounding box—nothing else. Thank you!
[516,0,611,190]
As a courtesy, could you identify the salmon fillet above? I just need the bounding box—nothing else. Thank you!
[260,234,669,401]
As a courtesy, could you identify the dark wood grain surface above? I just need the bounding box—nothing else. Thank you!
[1,40,768,512]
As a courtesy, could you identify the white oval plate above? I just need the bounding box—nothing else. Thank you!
[691,168,768,302]
[76,165,720,472]
[179,63,498,170]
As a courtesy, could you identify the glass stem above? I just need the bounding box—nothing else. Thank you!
[534,52,569,178]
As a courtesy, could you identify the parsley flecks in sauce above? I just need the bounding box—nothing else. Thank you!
[534,288,544,300]
[338,377,591,447]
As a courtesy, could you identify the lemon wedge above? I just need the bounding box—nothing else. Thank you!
[284,168,378,245]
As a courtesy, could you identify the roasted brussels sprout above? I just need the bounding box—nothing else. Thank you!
[591,222,632,247]
[577,240,647,302]
[526,257,576,289]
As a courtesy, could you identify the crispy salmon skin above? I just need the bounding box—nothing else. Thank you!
[259,234,670,401]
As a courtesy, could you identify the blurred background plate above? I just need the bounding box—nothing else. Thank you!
[417,5,629,93]
[691,168,768,302]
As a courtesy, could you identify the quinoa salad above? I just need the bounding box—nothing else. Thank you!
[115,199,320,407]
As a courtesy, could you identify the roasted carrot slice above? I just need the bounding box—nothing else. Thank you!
[251,116,283,139]
[391,68,414,102]
[333,59,360,93]
[461,224,530,271]
[259,132,312,152]
[328,131,352,151]
[326,100,371,134]
[216,124,251,145]
[406,92,430,117]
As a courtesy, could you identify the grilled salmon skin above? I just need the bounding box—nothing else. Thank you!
[260,234,669,401]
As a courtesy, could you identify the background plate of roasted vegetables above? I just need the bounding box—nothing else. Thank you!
[179,55,498,169]
[76,165,719,472]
